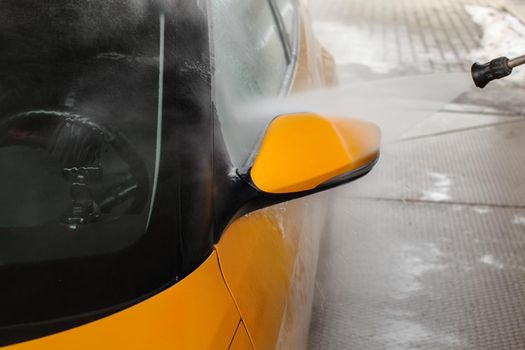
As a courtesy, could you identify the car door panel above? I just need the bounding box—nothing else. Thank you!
[215,203,302,350]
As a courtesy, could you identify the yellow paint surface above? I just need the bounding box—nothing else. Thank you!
[215,203,304,350]
[6,251,239,350]
[229,322,252,350]
[250,113,380,193]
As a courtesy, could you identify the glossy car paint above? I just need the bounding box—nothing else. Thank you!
[216,195,333,350]
[250,113,380,193]
[3,0,348,349]
[229,322,252,350]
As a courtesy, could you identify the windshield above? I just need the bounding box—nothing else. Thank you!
[0,1,160,264]
[0,1,213,345]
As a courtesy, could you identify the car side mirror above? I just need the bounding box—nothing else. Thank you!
[245,113,380,194]
[216,112,380,233]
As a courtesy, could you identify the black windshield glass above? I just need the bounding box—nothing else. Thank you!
[0,5,160,263]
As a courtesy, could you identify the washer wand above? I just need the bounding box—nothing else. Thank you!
[471,54,525,88]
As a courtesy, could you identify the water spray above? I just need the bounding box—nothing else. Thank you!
[472,54,525,88]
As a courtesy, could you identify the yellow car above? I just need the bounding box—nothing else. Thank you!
[0,0,379,349]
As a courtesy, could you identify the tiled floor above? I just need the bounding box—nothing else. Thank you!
[310,0,500,74]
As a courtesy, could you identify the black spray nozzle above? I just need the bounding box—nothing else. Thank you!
[471,57,512,88]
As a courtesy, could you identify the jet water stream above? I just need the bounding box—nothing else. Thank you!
[225,73,471,167]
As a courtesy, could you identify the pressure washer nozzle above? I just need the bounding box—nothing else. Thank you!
[471,57,512,88]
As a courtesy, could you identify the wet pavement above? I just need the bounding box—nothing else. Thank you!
[308,0,525,349]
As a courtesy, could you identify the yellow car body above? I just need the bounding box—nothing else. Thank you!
[1,0,378,349]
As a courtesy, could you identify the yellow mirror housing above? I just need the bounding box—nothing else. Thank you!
[250,113,380,194]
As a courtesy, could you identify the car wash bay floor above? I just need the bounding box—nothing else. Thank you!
[308,0,525,349]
